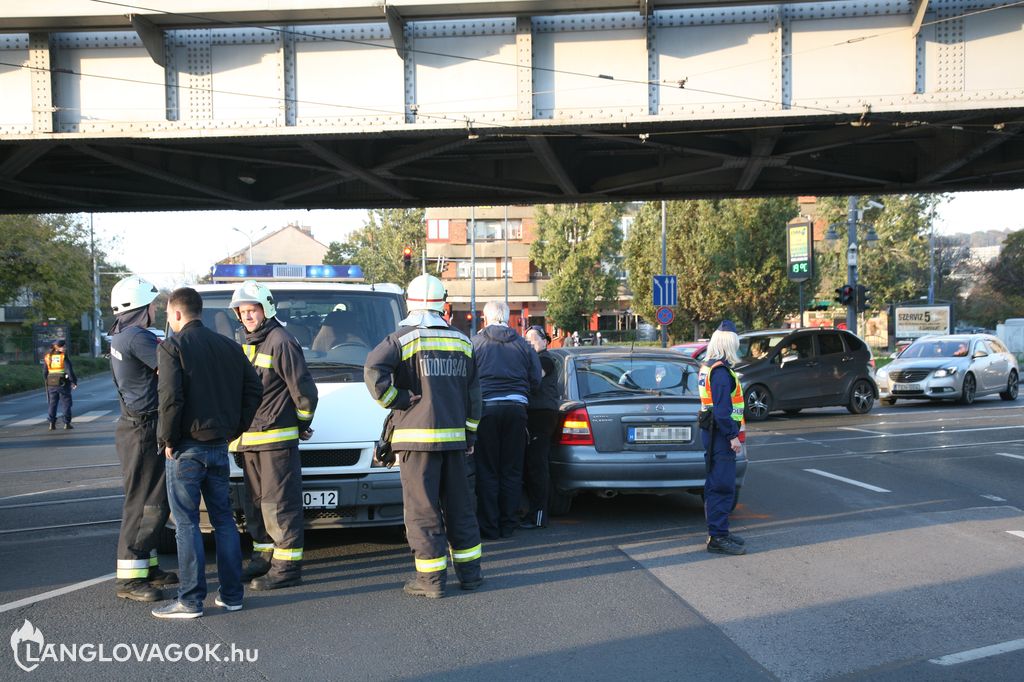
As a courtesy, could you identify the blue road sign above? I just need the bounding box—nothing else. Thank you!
[653,275,677,307]
[655,306,675,325]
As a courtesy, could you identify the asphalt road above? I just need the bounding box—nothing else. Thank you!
[2,373,1023,680]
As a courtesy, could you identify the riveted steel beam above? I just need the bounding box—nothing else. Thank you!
[300,140,415,200]
[919,124,1022,183]
[735,130,782,191]
[527,136,578,196]
[131,14,166,67]
[0,144,53,179]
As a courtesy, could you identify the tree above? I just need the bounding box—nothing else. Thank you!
[960,229,1024,327]
[530,203,623,332]
[323,209,425,289]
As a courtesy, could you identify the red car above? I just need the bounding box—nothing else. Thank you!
[670,341,709,363]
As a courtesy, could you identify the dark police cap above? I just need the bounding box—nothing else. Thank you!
[528,325,550,342]
[717,320,738,334]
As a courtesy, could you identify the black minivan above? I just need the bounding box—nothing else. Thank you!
[735,328,877,421]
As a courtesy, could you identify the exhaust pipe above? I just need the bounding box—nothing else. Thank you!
[596,489,618,499]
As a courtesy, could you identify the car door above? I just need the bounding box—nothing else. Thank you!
[970,339,996,392]
[814,331,849,402]
[770,333,819,407]
[988,338,1013,392]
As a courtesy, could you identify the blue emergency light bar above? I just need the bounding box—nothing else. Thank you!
[210,263,364,282]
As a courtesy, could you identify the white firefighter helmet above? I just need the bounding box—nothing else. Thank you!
[110,275,159,315]
[229,280,277,320]
[406,274,447,313]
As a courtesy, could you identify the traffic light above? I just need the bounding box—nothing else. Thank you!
[402,246,413,270]
[856,284,871,312]
[834,284,854,305]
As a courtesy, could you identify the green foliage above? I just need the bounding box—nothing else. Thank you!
[0,356,110,397]
[624,198,799,338]
[960,229,1024,327]
[323,209,426,289]
[529,203,623,332]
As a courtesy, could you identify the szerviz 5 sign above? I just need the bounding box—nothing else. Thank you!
[786,219,814,283]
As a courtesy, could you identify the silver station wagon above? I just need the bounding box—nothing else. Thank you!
[546,348,747,516]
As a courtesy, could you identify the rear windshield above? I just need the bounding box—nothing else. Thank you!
[194,290,404,382]
[574,356,699,398]
[901,339,971,359]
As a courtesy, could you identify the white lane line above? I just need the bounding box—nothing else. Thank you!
[1,462,119,475]
[754,425,1024,448]
[0,573,116,614]
[838,426,888,435]
[74,410,111,423]
[0,494,124,510]
[929,638,1024,666]
[0,519,120,535]
[0,481,123,501]
[1006,531,1024,540]
[803,468,891,493]
[8,415,47,428]
[996,452,1024,461]
[754,437,1024,464]
[981,494,1007,502]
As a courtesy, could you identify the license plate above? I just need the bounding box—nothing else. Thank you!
[628,426,690,443]
[893,383,922,392]
[302,490,338,509]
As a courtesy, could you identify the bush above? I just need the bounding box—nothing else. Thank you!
[0,356,110,396]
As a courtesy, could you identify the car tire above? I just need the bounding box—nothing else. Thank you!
[156,525,178,555]
[548,488,574,517]
[880,398,897,406]
[1000,370,1019,401]
[959,373,977,405]
[846,379,875,414]
[784,409,801,416]
[744,385,772,421]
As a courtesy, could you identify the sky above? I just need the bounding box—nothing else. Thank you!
[92,189,1024,289]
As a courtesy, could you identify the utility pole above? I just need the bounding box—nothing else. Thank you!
[928,222,935,304]
[846,195,859,335]
[232,227,254,264]
[470,206,477,335]
[660,201,667,349]
[90,214,101,358]
[503,205,509,306]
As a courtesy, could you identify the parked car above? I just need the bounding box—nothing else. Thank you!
[546,347,747,516]
[734,328,877,421]
[875,334,1019,405]
[670,341,709,362]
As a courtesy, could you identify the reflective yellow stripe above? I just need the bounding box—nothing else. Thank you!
[149,553,158,567]
[377,386,398,408]
[228,437,241,452]
[243,344,256,362]
[451,543,482,563]
[296,408,314,421]
[415,556,447,572]
[465,418,479,432]
[400,338,473,360]
[254,353,273,369]
[240,426,300,446]
[392,428,465,444]
[253,542,274,552]
[117,558,150,579]
[273,547,303,561]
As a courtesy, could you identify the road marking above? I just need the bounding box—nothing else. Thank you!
[0,573,116,614]
[0,494,124,510]
[0,519,120,535]
[838,426,888,435]
[929,638,1024,666]
[996,452,1024,461]
[1,462,119,475]
[0,481,123,501]
[8,415,47,428]
[981,494,1007,502]
[74,410,111,423]
[803,469,891,492]
[754,437,1024,464]
[1006,531,1024,540]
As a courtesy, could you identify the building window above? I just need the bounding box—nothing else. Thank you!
[456,260,498,279]
[471,219,522,241]
[427,219,449,241]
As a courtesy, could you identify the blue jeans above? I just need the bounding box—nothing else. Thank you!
[165,441,243,609]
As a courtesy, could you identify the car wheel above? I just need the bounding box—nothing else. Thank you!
[548,488,574,517]
[847,379,875,414]
[156,525,178,555]
[1000,370,1019,401]
[784,409,801,416]
[959,373,977,405]
[880,398,897,406]
[744,385,772,421]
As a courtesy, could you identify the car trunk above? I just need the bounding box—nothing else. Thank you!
[583,396,702,453]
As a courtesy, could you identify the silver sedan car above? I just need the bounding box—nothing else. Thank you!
[875,334,1019,405]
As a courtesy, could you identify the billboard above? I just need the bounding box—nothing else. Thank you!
[786,219,813,283]
[894,305,951,338]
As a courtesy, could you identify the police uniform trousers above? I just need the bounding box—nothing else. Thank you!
[240,446,304,570]
[399,449,482,585]
[115,414,170,582]
[701,429,737,538]
[522,409,558,527]
[475,402,529,538]
[46,384,72,425]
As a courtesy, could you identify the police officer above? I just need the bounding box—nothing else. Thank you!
[230,280,318,591]
[43,339,77,430]
[697,320,747,556]
[364,274,483,599]
[109,275,177,601]
[520,326,558,529]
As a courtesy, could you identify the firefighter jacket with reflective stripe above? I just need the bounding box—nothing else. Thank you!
[233,317,318,451]
[364,321,482,452]
[698,360,745,442]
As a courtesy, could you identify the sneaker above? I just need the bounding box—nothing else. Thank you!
[707,535,746,556]
[403,578,444,599]
[116,579,162,602]
[214,596,243,612]
[152,600,203,619]
[64,423,73,430]
[48,423,56,431]
[727,533,745,546]
[148,567,179,587]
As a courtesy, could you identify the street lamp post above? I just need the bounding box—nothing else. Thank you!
[846,196,859,334]
[232,227,254,265]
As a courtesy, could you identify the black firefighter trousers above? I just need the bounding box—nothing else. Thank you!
[399,449,482,584]
[115,416,170,582]
[240,446,304,571]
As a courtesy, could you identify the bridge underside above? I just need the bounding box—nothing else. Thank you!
[2,111,1023,213]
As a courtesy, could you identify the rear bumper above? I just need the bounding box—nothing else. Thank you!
[550,448,747,494]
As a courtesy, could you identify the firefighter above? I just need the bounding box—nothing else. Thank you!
[364,274,483,599]
[230,280,318,590]
[110,275,178,601]
[43,339,77,430]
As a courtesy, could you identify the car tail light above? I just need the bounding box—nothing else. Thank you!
[560,407,594,446]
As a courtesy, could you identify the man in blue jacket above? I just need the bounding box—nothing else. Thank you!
[472,301,541,540]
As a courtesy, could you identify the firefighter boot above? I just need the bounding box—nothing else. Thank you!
[249,559,302,591]
[455,559,483,591]
[403,571,446,599]
[116,579,162,602]
[148,566,179,587]
[241,551,273,581]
